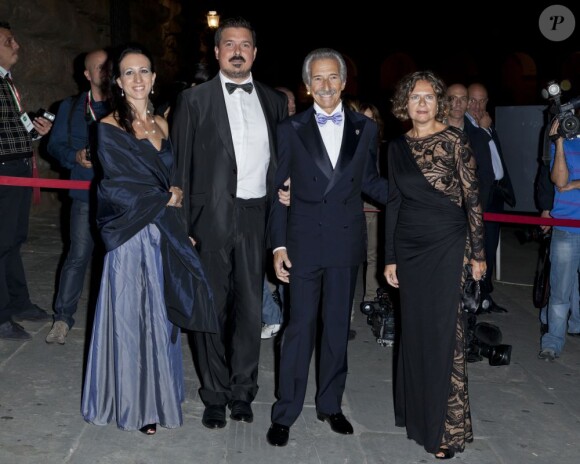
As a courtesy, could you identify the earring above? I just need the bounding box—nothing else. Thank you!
[151,88,154,95]
[121,89,124,97]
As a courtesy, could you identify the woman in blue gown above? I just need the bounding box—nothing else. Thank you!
[81,43,217,435]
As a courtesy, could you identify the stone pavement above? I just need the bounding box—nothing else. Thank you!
[0,209,579,464]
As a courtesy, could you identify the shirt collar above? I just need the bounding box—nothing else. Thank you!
[313,101,343,116]
[219,71,253,91]
[0,66,11,79]
[465,111,478,127]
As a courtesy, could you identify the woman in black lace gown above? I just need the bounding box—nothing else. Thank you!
[384,71,486,459]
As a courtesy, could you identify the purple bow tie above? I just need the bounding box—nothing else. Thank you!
[315,112,343,125]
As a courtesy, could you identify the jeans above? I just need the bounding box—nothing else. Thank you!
[53,200,94,328]
[262,277,283,325]
[540,273,580,333]
[541,228,580,355]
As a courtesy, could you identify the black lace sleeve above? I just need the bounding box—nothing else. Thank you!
[455,133,485,261]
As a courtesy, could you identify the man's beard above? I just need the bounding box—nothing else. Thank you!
[222,68,251,80]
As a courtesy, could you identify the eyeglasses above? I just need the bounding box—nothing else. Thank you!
[448,96,468,103]
[468,97,488,105]
[408,94,436,104]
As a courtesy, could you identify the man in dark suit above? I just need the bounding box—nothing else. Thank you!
[171,17,287,429]
[265,48,387,447]
[465,82,516,313]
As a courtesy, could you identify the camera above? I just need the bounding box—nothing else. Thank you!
[542,81,580,139]
[466,315,512,366]
[360,287,396,347]
[32,108,56,122]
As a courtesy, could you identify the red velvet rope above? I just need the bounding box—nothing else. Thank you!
[0,175,90,190]
[2,176,580,228]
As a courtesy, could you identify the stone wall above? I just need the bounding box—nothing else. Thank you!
[1,0,182,212]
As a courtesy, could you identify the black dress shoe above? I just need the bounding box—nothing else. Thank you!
[12,304,50,321]
[266,422,289,446]
[0,320,31,341]
[317,412,353,435]
[229,400,253,423]
[202,404,226,429]
[348,329,356,340]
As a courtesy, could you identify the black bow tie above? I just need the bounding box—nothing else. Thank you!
[225,82,254,94]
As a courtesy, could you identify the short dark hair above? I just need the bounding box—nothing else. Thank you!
[214,17,256,48]
[0,21,11,30]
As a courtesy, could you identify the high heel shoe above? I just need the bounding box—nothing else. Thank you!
[139,424,157,435]
[434,447,455,460]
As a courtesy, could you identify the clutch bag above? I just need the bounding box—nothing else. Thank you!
[462,264,481,314]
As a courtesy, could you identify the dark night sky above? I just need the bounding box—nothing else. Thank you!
[187,2,579,107]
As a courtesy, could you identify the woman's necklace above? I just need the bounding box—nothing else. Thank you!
[135,110,156,135]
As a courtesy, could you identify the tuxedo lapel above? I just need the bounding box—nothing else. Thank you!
[325,110,366,194]
[294,109,333,180]
[209,77,236,163]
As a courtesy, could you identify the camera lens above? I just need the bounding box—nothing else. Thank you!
[360,302,374,315]
[547,82,561,97]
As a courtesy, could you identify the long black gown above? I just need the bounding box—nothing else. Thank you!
[385,126,485,454]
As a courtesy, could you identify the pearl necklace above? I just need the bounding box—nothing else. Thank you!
[135,111,156,135]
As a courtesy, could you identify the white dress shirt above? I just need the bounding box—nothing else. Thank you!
[314,102,344,169]
[466,112,504,180]
[220,71,270,199]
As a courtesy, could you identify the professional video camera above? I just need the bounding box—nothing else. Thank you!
[360,287,396,347]
[542,81,580,139]
[465,314,512,366]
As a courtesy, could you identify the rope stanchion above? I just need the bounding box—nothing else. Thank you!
[0,176,90,190]
[483,212,580,228]
[1,175,580,229]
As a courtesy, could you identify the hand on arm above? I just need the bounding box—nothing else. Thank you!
[557,179,580,192]
[278,177,291,206]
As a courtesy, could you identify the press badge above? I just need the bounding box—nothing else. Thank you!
[20,112,35,133]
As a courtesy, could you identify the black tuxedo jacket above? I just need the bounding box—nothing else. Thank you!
[463,115,516,210]
[270,106,388,269]
[171,75,287,251]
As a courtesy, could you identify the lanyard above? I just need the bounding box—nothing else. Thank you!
[85,90,97,122]
[4,76,23,113]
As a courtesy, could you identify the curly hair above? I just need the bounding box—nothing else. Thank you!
[391,70,448,123]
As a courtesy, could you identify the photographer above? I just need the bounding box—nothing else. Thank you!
[538,117,580,361]
[0,22,53,341]
[535,153,580,337]
[45,49,110,344]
